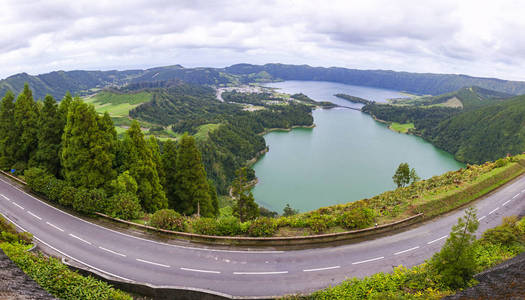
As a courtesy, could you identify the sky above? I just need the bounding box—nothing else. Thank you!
[2,0,525,81]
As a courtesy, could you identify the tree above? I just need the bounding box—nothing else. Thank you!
[393,162,419,188]
[283,204,299,217]
[147,137,165,187]
[208,179,219,217]
[13,84,39,168]
[174,134,213,217]
[121,121,167,212]
[34,95,63,176]
[0,91,17,169]
[161,140,178,209]
[232,167,259,222]
[61,100,116,189]
[429,207,479,289]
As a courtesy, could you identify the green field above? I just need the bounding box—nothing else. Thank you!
[194,123,221,141]
[84,91,152,117]
[389,122,414,133]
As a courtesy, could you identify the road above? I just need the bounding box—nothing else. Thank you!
[0,174,524,298]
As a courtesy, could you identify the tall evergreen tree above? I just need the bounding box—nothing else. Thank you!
[121,121,167,212]
[0,91,17,169]
[34,95,63,176]
[61,100,116,189]
[174,134,213,217]
[161,140,178,209]
[13,84,39,167]
[232,167,259,222]
[208,179,219,217]
[148,137,165,188]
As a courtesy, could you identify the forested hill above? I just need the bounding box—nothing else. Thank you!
[4,63,525,100]
[225,64,525,95]
[426,94,525,164]
[390,86,513,110]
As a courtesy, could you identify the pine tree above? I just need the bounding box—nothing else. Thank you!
[208,179,219,217]
[148,137,165,188]
[61,100,116,189]
[13,84,39,167]
[0,91,17,169]
[34,95,63,176]
[429,207,479,289]
[174,134,213,217]
[161,140,178,209]
[121,121,167,212]
[232,167,259,222]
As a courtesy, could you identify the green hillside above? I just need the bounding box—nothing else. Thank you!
[391,86,512,110]
[427,95,525,164]
[84,90,152,117]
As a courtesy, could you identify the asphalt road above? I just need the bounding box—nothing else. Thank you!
[0,174,524,298]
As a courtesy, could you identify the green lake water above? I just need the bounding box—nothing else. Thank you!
[251,81,465,213]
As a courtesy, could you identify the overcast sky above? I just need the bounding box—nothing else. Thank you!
[2,0,525,80]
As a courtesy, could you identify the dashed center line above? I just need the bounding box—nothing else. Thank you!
[478,215,487,221]
[46,222,64,232]
[12,202,24,210]
[512,193,520,199]
[136,258,170,268]
[303,266,340,272]
[234,271,288,275]
[0,194,10,201]
[502,199,512,206]
[394,246,419,255]
[488,207,500,215]
[99,246,126,257]
[27,211,42,220]
[69,234,92,245]
[180,267,221,274]
[352,256,384,265]
[427,235,447,245]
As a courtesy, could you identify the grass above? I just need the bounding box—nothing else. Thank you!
[194,123,221,141]
[84,91,152,117]
[389,122,415,133]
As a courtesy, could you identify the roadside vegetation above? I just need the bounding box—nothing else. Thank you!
[0,215,131,300]
[295,212,525,299]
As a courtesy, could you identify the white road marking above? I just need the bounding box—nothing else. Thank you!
[69,234,92,245]
[98,246,126,257]
[352,256,384,265]
[521,189,525,193]
[0,212,133,282]
[0,176,283,255]
[136,258,170,268]
[46,221,64,232]
[488,207,499,215]
[1,194,10,201]
[394,246,420,255]
[12,202,24,210]
[427,235,447,245]
[478,215,487,221]
[502,199,512,206]
[27,211,42,220]
[180,267,221,274]
[512,193,520,199]
[303,266,340,272]
[234,271,288,275]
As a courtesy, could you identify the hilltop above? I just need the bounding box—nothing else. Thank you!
[3,63,525,100]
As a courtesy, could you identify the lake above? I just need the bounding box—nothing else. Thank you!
[251,81,464,213]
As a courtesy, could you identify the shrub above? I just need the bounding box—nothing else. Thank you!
[0,216,32,244]
[306,213,337,233]
[46,178,67,203]
[192,217,219,236]
[11,161,27,176]
[481,216,520,246]
[73,188,106,214]
[59,185,77,207]
[340,207,376,230]
[0,242,132,300]
[149,209,185,231]
[107,193,142,220]
[24,168,53,195]
[216,216,242,236]
[248,217,276,237]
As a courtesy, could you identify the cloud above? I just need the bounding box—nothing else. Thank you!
[1,0,525,80]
